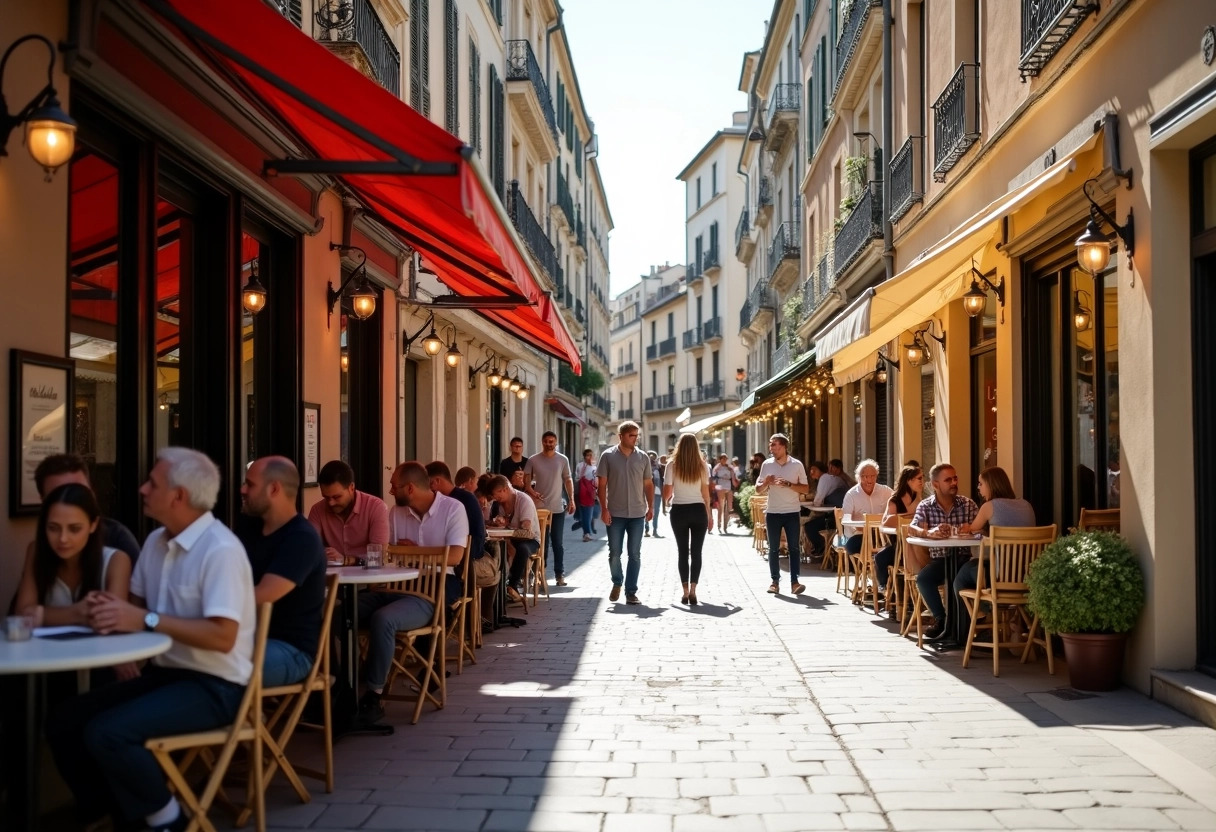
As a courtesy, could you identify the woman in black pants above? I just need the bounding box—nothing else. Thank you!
[663,434,713,605]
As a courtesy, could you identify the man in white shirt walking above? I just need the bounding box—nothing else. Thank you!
[757,434,810,595]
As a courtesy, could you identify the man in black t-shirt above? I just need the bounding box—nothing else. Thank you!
[239,456,327,686]
[498,436,529,480]
[34,453,141,565]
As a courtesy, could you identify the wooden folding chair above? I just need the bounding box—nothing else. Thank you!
[525,509,552,608]
[850,514,888,614]
[751,496,767,554]
[959,524,1058,676]
[1078,508,1120,533]
[381,546,448,724]
[145,602,273,832]
[446,537,476,674]
[832,509,852,596]
[235,574,340,827]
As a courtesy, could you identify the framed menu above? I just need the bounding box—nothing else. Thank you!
[10,350,74,516]
[302,402,320,487]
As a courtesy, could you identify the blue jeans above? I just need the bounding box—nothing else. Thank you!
[917,557,950,619]
[47,666,244,823]
[606,515,645,595]
[577,504,596,535]
[263,638,314,687]
[358,591,434,690]
[766,511,802,585]
[650,492,662,534]
[547,510,566,576]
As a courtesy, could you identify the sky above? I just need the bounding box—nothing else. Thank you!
[560,0,776,299]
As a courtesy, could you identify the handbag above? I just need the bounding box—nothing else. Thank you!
[578,475,597,507]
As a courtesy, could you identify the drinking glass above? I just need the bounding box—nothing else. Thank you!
[365,543,384,569]
[5,615,33,642]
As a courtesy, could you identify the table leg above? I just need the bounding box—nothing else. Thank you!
[494,540,526,628]
[19,673,40,832]
[930,553,970,651]
[335,584,393,738]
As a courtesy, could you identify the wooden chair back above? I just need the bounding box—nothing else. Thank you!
[980,524,1059,592]
[448,536,477,672]
[1077,508,1120,533]
[381,546,449,723]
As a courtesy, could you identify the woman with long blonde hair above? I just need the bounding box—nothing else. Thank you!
[662,433,712,605]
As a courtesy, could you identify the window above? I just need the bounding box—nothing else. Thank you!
[695,357,703,386]
[444,0,459,134]
[711,286,718,318]
[469,40,481,155]
[484,0,502,26]
[694,235,703,272]
[711,350,719,383]
[711,162,718,196]
[410,0,431,116]
[709,222,719,258]
[488,65,504,197]
[696,177,702,209]
[666,312,674,339]
[667,365,675,393]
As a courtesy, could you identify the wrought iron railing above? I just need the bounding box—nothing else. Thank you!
[645,393,676,411]
[590,392,611,413]
[576,216,586,249]
[645,282,682,311]
[802,255,834,317]
[739,300,753,333]
[888,136,924,222]
[682,327,703,350]
[658,336,676,357]
[735,209,751,253]
[617,408,635,420]
[507,181,558,281]
[702,248,720,272]
[702,316,723,340]
[681,381,725,405]
[556,170,576,229]
[1019,0,1097,80]
[617,362,635,375]
[767,221,801,282]
[773,342,792,375]
[575,299,585,324]
[834,181,883,276]
[314,0,400,96]
[757,177,773,210]
[834,0,881,92]
[504,40,557,138]
[748,281,776,319]
[687,261,703,284]
[932,63,980,182]
[766,82,802,125]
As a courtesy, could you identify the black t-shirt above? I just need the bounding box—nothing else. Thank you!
[102,517,141,567]
[446,487,487,560]
[498,457,527,479]
[240,514,327,656]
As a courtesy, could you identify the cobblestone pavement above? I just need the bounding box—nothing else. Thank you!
[259,521,1216,832]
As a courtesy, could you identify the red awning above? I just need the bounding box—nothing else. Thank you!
[144,0,581,373]
[546,397,588,428]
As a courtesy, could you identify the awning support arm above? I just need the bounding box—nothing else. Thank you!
[264,159,458,177]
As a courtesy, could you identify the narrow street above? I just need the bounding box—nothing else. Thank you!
[260,525,1216,832]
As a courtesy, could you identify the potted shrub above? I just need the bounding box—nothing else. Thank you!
[1025,530,1145,691]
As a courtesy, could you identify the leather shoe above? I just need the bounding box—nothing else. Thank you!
[609,585,621,601]
[924,618,946,639]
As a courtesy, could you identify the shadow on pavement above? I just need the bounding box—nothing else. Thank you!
[674,601,743,618]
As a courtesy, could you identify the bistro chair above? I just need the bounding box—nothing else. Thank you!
[959,524,1058,676]
[524,509,552,609]
[833,509,852,597]
[850,514,888,614]
[890,516,919,630]
[1078,507,1120,533]
[381,546,449,724]
[446,537,476,674]
[145,603,273,832]
[751,496,768,554]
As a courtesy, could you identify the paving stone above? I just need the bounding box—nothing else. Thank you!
[886,809,1004,829]
[312,803,377,828]
[1061,807,1181,829]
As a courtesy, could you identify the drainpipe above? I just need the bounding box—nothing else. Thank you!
[881,0,894,282]
[545,10,564,221]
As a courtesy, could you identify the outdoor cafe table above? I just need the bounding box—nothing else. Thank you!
[327,565,419,736]
[905,535,982,649]
[0,630,172,832]
[486,529,526,628]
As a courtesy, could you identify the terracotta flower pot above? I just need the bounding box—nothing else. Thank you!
[1060,632,1128,691]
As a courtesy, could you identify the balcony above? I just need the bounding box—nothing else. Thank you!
[833,0,882,106]
[658,336,676,358]
[575,299,585,324]
[755,177,774,229]
[617,361,636,376]
[644,282,682,312]
[834,181,882,277]
[575,215,586,252]
[505,40,559,163]
[314,0,400,96]
[680,381,725,405]
[686,262,703,286]
[745,281,777,335]
[764,83,802,156]
[644,393,677,412]
[702,248,721,276]
[773,342,793,375]
[683,326,704,351]
[588,392,611,414]
[1019,0,1097,81]
[888,136,924,223]
[802,255,835,319]
[767,221,801,294]
[507,181,558,283]
[932,63,980,182]
[617,408,635,420]
[735,209,754,262]
[554,170,576,230]
[702,316,723,342]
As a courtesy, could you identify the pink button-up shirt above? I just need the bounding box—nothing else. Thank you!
[306,489,389,557]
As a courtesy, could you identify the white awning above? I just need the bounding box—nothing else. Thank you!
[812,289,874,361]
[681,405,745,435]
[676,407,692,425]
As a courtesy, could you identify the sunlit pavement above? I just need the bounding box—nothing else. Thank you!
[256,520,1216,831]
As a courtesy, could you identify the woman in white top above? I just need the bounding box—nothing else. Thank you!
[663,434,712,605]
[574,448,598,541]
[16,483,131,627]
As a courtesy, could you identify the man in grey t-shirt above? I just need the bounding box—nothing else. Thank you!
[597,421,653,605]
[524,431,575,586]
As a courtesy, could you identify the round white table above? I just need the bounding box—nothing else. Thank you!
[841,519,866,529]
[0,631,171,832]
[907,535,982,648]
[326,565,420,585]
[802,504,837,513]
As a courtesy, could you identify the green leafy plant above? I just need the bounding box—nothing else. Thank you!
[558,365,606,398]
[782,292,804,350]
[1026,531,1145,634]
[736,484,756,530]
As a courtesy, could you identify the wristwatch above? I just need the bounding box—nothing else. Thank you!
[143,611,160,632]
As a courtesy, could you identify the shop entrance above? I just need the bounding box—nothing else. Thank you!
[1191,137,1216,674]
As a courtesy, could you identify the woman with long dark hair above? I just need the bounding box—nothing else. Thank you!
[662,434,712,605]
[874,464,926,583]
[16,483,131,626]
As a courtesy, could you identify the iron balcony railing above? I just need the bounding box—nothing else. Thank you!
[576,216,586,249]
[682,326,703,350]
[767,221,801,282]
[588,392,610,413]
[687,261,703,285]
[507,181,558,282]
[1019,0,1097,80]
[802,255,833,317]
[658,336,677,358]
[556,170,576,229]
[773,342,792,375]
[757,177,773,210]
[617,408,635,420]
[735,209,751,253]
[646,344,658,361]
[645,393,676,411]
[645,282,682,312]
[834,0,881,92]
[888,136,924,223]
[617,362,635,375]
[702,247,720,272]
[314,0,400,96]
[557,373,579,396]
[575,299,585,324]
[766,82,802,125]
[739,300,753,333]
[834,181,883,276]
[504,39,557,138]
[932,63,980,182]
[681,381,725,405]
[748,281,776,318]
[702,316,723,340]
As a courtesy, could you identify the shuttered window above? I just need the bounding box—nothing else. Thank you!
[875,382,891,484]
[284,0,303,27]
[444,0,459,134]
[410,0,430,116]
[574,125,582,177]
[489,64,505,198]
[469,40,481,155]
[921,371,936,471]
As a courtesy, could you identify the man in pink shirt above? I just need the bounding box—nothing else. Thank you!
[305,460,389,565]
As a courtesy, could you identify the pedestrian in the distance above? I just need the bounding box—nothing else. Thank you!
[645,451,664,538]
[574,448,598,541]
[663,434,712,606]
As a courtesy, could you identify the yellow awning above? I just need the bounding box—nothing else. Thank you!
[822,129,1103,379]
[681,405,745,435]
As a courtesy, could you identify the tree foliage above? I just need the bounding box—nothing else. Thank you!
[559,364,606,397]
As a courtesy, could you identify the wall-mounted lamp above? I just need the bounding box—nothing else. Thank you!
[1073,288,1093,332]
[904,322,945,368]
[0,35,77,181]
[509,375,522,393]
[327,243,376,327]
[488,364,504,387]
[441,326,462,368]
[1075,177,1134,275]
[242,258,267,315]
[874,352,899,385]
[735,367,746,382]
[340,350,349,372]
[401,312,437,356]
[852,130,882,156]
[961,266,1005,322]
[157,393,169,412]
[468,350,497,388]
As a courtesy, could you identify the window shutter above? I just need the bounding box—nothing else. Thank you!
[469,40,481,154]
[490,65,505,198]
[444,0,459,133]
[410,0,422,112]
[285,0,303,26]
[421,0,431,116]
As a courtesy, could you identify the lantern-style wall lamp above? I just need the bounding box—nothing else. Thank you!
[441,326,462,368]
[468,349,497,389]
[1073,288,1093,332]
[242,258,267,315]
[904,322,945,368]
[874,351,899,384]
[0,35,76,181]
[401,312,440,356]
[961,266,1005,322]
[1075,177,1134,275]
[327,243,376,327]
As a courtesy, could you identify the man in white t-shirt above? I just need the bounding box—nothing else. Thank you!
[49,447,255,832]
[756,434,810,596]
[840,459,895,559]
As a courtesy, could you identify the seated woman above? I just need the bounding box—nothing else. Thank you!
[952,466,1036,597]
[874,465,925,585]
[487,474,539,603]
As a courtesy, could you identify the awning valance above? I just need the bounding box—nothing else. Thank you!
[812,290,874,362]
[681,406,745,435]
[146,0,581,372]
[547,398,588,428]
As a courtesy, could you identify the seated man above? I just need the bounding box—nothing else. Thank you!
[306,459,388,567]
[803,460,845,555]
[47,447,256,832]
[840,459,894,559]
[239,456,327,686]
[487,473,539,602]
[911,462,979,639]
[453,466,479,493]
[360,462,468,720]
[425,460,490,594]
[33,452,140,565]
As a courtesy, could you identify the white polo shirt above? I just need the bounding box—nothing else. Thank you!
[131,512,255,685]
[389,491,470,549]
[840,483,896,537]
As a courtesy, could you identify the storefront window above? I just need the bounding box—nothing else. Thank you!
[239,232,263,467]
[154,198,189,452]
[971,291,997,500]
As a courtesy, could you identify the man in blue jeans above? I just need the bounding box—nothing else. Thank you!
[598,421,653,605]
[757,433,810,595]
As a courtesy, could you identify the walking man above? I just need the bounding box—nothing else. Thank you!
[524,431,575,586]
[757,434,809,595]
[598,421,652,605]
